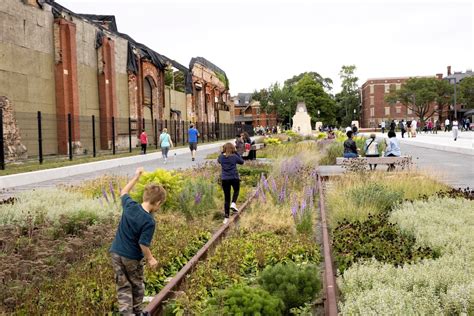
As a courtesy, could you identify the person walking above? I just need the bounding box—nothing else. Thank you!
[343,131,359,158]
[364,133,380,170]
[385,130,401,171]
[434,119,440,134]
[389,120,396,133]
[444,118,450,132]
[188,123,200,161]
[159,128,173,163]
[242,132,255,160]
[452,119,459,141]
[381,121,386,134]
[218,142,244,224]
[399,120,406,138]
[411,119,417,138]
[110,167,167,315]
[140,130,148,154]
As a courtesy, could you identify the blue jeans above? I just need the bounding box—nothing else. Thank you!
[343,152,358,158]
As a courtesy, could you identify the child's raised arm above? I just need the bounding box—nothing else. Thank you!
[120,167,144,196]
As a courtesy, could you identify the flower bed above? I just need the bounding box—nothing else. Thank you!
[0,163,259,314]
[163,154,323,315]
[326,171,473,314]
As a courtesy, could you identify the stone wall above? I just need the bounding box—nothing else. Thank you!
[0,97,27,161]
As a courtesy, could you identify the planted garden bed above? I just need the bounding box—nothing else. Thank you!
[325,171,474,314]
[0,163,265,314]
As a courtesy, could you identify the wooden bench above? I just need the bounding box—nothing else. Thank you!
[336,156,412,171]
[251,143,265,150]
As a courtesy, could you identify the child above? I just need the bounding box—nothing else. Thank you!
[140,130,148,154]
[110,167,167,315]
[218,143,244,224]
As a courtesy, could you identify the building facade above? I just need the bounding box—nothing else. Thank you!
[0,0,233,160]
[233,93,277,134]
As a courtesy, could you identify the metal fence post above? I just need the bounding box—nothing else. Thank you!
[182,120,185,146]
[112,116,116,155]
[92,115,96,157]
[154,119,158,149]
[0,108,4,170]
[128,117,132,153]
[37,111,43,164]
[174,120,177,145]
[67,113,73,160]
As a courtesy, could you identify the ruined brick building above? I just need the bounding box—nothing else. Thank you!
[0,0,234,159]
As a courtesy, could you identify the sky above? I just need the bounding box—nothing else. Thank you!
[58,0,473,95]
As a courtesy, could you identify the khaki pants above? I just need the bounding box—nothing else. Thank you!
[111,253,145,315]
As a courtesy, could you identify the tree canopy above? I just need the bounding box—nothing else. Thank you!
[334,65,360,127]
[459,76,474,109]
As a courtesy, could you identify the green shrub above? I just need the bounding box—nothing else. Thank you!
[333,213,438,273]
[178,178,216,220]
[204,285,284,316]
[319,142,343,165]
[130,169,183,210]
[264,137,282,145]
[349,183,403,215]
[258,262,321,311]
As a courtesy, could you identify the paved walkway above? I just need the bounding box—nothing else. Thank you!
[0,142,226,199]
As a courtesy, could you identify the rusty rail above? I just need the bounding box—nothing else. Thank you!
[143,191,256,315]
[317,174,338,316]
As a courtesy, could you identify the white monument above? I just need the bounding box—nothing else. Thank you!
[292,102,312,136]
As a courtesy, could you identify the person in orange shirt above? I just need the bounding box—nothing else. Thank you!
[140,130,148,154]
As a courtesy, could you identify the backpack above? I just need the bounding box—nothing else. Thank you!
[366,139,378,156]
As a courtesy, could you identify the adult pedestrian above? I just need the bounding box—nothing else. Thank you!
[364,133,380,170]
[140,130,148,154]
[242,132,255,160]
[188,123,200,161]
[427,120,433,133]
[399,120,406,138]
[343,131,359,158]
[218,142,244,224]
[444,118,450,132]
[434,119,440,134]
[381,121,386,134]
[235,133,245,155]
[406,120,412,137]
[159,128,173,164]
[466,118,471,131]
[452,119,459,141]
[385,130,401,171]
[411,119,417,138]
[390,120,396,132]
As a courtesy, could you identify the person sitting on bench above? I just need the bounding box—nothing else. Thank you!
[364,133,380,170]
[343,131,359,158]
[384,130,401,171]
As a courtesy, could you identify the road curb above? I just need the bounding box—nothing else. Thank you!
[399,139,473,156]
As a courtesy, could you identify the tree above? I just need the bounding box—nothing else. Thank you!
[459,76,474,109]
[284,72,333,91]
[434,79,453,123]
[334,65,360,127]
[385,77,440,124]
[294,74,336,125]
[252,83,297,125]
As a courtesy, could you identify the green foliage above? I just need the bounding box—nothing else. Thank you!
[264,137,282,145]
[319,142,343,165]
[459,76,474,108]
[177,178,216,220]
[335,65,360,127]
[385,77,448,123]
[333,213,438,273]
[295,74,337,125]
[130,169,183,210]
[349,183,403,215]
[295,209,313,236]
[204,285,284,316]
[284,71,333,91]
[238,164,270,187]
[258,262,321,311]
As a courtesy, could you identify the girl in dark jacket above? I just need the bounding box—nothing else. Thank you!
[218,142,244,224]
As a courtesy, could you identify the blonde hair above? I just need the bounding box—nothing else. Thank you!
[143,184,167,205]
[222,142,236,156]
[162,128,168,133]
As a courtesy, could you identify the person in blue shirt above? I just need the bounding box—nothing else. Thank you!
[218,142,244,224]
[188,123,200,161]
[110,167,167,315]
[159,128,173,164]
[384,130,401,171]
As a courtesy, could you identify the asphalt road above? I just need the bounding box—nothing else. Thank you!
[400,143,474,189]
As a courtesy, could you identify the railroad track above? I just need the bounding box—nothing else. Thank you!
[143,172,339,316]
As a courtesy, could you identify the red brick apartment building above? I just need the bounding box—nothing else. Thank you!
[232,93,277,133]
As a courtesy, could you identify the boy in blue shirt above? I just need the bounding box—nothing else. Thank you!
[110,167,167,315]
[188,123,200,161]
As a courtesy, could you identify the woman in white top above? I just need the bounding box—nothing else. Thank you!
[385,130,401,171]
[452,119,459,141]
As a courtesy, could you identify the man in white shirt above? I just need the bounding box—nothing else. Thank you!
[411,119,417,137]
[444,118,450,132]
[381,121,386,134]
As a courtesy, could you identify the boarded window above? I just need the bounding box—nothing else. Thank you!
[370,85,374,94]
[385,107,390,115]
[370,96,375,105]
[143,77,154,105]
[370,108,375,117]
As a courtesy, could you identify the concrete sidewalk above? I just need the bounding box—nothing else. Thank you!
[361,131,473,156]
[0,140,230,189]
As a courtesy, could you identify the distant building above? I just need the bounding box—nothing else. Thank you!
[232,93,277,134]
[443,66,474,120]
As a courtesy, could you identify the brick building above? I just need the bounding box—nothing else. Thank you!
[0,0,233,159]
[233,93,277,134]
